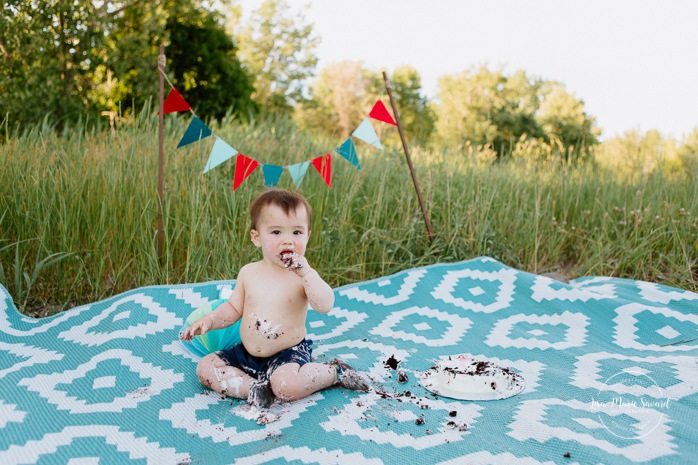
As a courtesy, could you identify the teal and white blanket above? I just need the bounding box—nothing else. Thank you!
[1,257,697,464]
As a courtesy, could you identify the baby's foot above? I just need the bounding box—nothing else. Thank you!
[328,358,369,391]
[247,379,275,409]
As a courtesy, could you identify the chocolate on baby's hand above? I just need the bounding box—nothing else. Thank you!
[278,251,303,271]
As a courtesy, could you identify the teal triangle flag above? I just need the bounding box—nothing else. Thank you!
[287,161,310,188]
[177,116,212,148]
[203,137,238,173]
[336,138,361,169]
[352,118,383,150]
[262,164,284,187]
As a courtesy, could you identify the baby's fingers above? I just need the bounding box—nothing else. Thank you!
[181,325,200,341]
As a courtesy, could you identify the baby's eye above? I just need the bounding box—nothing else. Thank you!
[271,230,281,235]
[293,230,303,235]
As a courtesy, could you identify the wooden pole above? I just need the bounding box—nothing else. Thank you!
[382,71,435,244]
[157,45,165,263]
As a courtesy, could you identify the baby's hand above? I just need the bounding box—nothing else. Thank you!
[278,252,310,276]
[289,254,310,276]
[179,317,211,342]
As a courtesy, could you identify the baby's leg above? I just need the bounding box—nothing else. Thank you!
[269,362,337,402]
[196,353,253,399]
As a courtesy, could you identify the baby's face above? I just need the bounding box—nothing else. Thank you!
[250,204,310,264]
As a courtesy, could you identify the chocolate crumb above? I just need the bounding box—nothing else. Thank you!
[563,452,571,458]
[384,355,400,370]
[397,369,408,383]
[415,417,425,425]
[449,410,457,417]
[446,421,468,432]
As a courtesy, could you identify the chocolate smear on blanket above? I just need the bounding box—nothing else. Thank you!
[384,355,400,370]
[446,420,468,432]
[339,369,370,391]
[248,380,275,409]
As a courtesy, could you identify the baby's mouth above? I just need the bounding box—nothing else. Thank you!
[279,249,294,267]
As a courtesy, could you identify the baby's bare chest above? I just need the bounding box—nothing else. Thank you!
[244,276,306,311]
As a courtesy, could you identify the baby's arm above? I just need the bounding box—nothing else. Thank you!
[180,277,245,341]
[292,259,334,314]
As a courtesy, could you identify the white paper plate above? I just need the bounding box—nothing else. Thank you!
[419,356,525,401]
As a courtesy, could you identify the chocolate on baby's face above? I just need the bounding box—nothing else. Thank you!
[250,204,311,266]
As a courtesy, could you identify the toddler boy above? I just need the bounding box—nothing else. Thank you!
[181,189,367,407]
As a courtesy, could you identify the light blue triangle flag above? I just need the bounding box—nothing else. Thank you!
[352,118,383,150]
[203,137,238,173]
[177,116,212,148]
[287,161,310,188]
[336,138,361,169]
[262,164,284,187]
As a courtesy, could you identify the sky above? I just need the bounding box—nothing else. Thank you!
[236,0,698,140]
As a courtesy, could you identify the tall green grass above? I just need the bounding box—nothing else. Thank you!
[1,109,696,316]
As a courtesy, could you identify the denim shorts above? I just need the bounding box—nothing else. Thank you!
[214,339,313,381]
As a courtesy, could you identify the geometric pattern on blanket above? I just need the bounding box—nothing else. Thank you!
[0,257,696,464]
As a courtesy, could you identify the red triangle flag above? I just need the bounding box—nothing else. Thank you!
[233,154,259,191]
[161,88,192,114]
[311,153,332,188]
[369,100,396,126]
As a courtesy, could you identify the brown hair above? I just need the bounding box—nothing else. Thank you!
[249,188,312,230]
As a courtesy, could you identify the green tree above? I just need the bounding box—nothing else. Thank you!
[597,129,680,176]
[297,62,435,145]
[365,66,436,144]
[434,66,599,160]
[1,0,254,128]
[296,60,374,138]
[96,0,169,116]
[1,0,107,128]
[677,129,698,174]
[166,5,256,119]
[435,67,544,155]
[537,84,600,160]
[231,0,319,113]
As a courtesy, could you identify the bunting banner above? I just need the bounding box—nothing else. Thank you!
[369,100,397,126]
[262,164,284,188]
[161,88,192,115]
[177,117,212,148]
[162,77,398,191]
[352,118,383,150]
[336,138,361,169]
[287,161,311,188]
[233,154,259,191]
[203,138,237,174]
[311,154,332,188]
